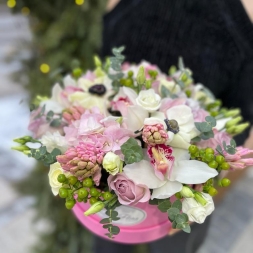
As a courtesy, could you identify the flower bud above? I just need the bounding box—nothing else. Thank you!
[94,55,102,67]
[11,145,30,152]
[180,186,195,198]
[13,136,33,144]
[145,79,152,89]
[234,122,250,134]
[225,116,242,128]
[84,201,105,216]
[102,152,123,175]
[137,66,145,85]
[194,192,207,206]
[224,109,241,118]
[226,125,236,134]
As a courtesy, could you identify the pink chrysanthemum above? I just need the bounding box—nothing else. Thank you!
[57,142,104,184]
[142,124,168,146]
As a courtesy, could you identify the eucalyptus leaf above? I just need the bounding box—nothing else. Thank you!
[182,223,191,233]
[172,200,182,210]
[175,213,188,224]
[167,207,180,221]
[158,199,171,212]
[149,199,159,205]
[100,218,110,224]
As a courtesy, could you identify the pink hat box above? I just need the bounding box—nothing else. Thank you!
[72,201,171,244]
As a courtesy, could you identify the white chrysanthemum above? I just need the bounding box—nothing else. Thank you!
[40,131,69,153]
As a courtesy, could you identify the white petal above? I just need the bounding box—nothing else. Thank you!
[151,181,182,199]
[63,75,77,87]
[171,160,218,184]
[126,106,148,132]
[216,117,232,131]
[166,105,193,126]
[123,160,165,189]
[123,86,138,104]
[167,133,191,150]
[172,148,190,162]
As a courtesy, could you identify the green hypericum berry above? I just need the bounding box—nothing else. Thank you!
[102,192,113,201]
[90,187,100,197]
[216,155,225,164]
[125,79,133,87]
[57,174,67,183]
[208,160,218,169]
[208,187,218,196]
[189,145,198,154]
[89,197,98,205]
[77,197,84,202]
[221,178,231,187]
[59,187,68,198]
[221,162,230,170]
[83,178,93,188]
[72,68,82,78]
[65,199,76,210]
[185,90,191,97]
[128,71,134,77]
[205,148,214,155]
[78,188,89,199]
[68,176,78,185]
[205,153,215,162]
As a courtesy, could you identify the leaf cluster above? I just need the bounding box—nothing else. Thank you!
[28,146,61,166]
[216,139,237,155]
[100,209,121,239]
[195,116,216,140]
[121,138,144,164]
[149,198,191,233]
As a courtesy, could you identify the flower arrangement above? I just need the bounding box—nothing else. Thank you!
[13,47,253,239]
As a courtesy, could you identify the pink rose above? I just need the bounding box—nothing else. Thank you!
[108,173,150,205]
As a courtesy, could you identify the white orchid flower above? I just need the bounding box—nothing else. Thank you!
[123,148,218,199]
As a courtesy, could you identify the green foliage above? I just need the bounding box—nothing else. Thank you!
[121,138,144,164]
[157,199,172,212]
[10,0,107,98]
[216,139,237,155]
[195,116,216,140]
[100,208,120,239]
[29,146,61,166]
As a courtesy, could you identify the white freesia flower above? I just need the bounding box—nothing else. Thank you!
[123,148,218,199]
[182,193,214,223]
[48,162,65,196]
[102,152,122,175]
[136,89,161,112]
[40,131,69,153]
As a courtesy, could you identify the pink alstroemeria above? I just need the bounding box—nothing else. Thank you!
[147,144,174,181]
[224,146,253,170]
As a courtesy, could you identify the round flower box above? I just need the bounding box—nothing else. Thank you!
[73,201,171,244]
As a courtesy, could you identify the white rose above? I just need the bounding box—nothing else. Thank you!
[102,152,122,175]
[136,89,161,112]
[182,193,214,224]
[48,162,64,196]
